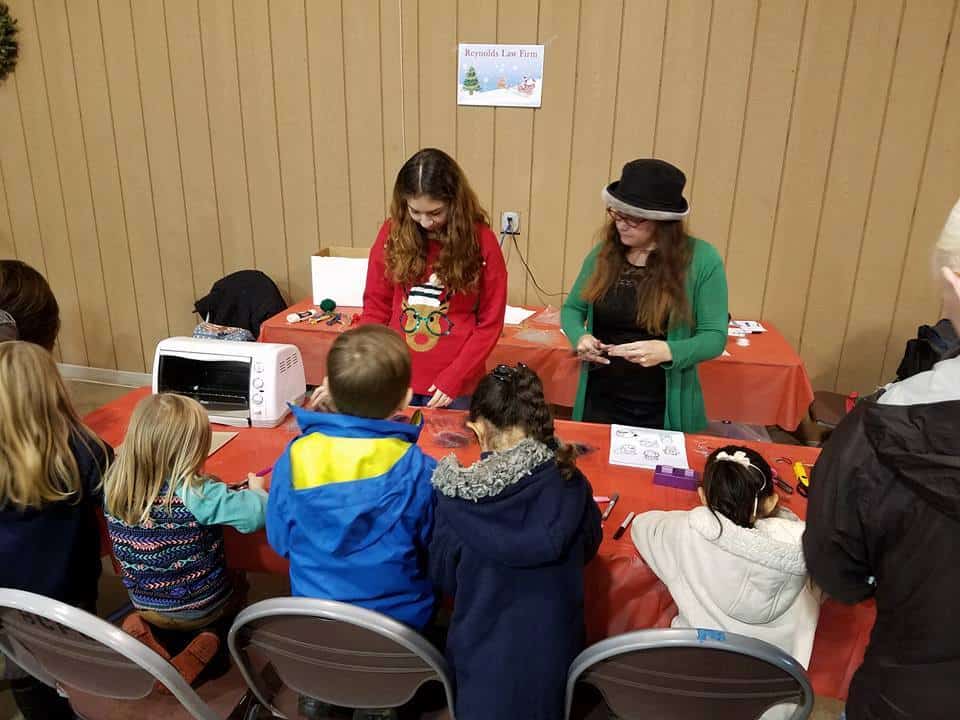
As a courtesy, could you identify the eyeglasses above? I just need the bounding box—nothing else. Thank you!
[606,207,648,228]
[399,307,454,337]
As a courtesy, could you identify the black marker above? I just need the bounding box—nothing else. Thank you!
[612,511,636,540]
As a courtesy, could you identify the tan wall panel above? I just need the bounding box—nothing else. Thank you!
[234,0,289,296]
[271,0,319,301]
[67,0,145,371]
[418,0,457,154]
[761,0,853,348]
[381,0,407,212]
[455,0,496,213]
[165,0,224,301]
[724,0,805,319]
[799,0,903,390]
[343,0,387,247]
[686,0,756,257]
[34,0,116,369]
[306,0,352,250]
[882,5,960,382]
[100,0,171,364]
[836,0,956,393]
[527,0,580,303]
[130,0,197,336]
[493,0,539,307]
[401,0,421,154]
[653,0,711,186]
[14,2,87,364]
[562,1,623,289]
[0,166,15,257]
[0,70,46,273]
[609,0,666,180]
[198,0,255,275]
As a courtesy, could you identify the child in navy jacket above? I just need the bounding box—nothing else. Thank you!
[429,364,602,720]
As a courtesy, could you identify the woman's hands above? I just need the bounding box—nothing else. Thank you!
[576,334,611,364]
[606,339,672,367]
[427,385,454,408]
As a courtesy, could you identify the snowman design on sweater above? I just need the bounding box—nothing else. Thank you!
[399,274,454,352]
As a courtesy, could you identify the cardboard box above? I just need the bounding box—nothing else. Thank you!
[311,246,369,307]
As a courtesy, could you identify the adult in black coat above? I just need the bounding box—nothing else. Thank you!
[803,199,960,720]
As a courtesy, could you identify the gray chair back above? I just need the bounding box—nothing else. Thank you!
[227,597,455,718]
[565,628,814,720]
[0,589,223,720]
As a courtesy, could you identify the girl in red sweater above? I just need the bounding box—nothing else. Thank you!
[362,148,507,408]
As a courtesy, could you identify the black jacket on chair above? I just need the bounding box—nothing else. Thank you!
[803,358,960,720]
[194,270,286,339]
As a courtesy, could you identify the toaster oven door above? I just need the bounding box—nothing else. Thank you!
[157,353,251,422]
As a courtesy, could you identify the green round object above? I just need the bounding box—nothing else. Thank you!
[319,298,336,312]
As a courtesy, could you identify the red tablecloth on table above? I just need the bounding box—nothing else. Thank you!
[259,300,815,429]
[85,388,872,700]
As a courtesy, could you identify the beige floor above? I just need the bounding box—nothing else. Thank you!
[0,381,841,719]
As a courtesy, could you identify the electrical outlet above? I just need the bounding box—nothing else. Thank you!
[501,211,520,235]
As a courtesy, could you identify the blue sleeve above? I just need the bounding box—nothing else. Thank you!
[177,479,268,534]
[415,456,437,550]
[266,449,294,558]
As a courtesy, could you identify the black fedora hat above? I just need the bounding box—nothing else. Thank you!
[602,159,689,220]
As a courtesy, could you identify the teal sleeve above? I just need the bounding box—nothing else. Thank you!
[665,245,729,371]
[177,479,268,534]
[561,246,599,347]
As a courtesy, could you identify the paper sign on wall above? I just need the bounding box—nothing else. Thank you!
[457,43,544,108]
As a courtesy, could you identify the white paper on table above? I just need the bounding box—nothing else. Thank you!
[608,424,689,470]
[209,431,238,457]
[504,305,537,325]
[730,320,766,333]
[311,256,368,307]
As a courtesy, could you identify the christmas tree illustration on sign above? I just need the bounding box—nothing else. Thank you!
[463,66,481,95]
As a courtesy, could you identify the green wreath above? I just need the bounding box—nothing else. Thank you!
[0,2,18,83]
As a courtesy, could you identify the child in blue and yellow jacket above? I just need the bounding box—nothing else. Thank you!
[267,325,437,629]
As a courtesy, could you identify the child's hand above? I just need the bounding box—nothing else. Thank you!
[307,385,334,412]
[246,472,266,493]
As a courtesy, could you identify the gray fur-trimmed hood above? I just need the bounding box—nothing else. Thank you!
[430,439,592,567]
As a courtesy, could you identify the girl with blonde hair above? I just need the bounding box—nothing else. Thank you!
[104,392,268,685]
[361,147,508,409]
[0,341,112,719]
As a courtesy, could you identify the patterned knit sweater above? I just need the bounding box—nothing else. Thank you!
[107,478,267,615]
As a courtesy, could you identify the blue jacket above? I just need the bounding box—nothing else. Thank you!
[267,406,437,629]
[429,440,603,720]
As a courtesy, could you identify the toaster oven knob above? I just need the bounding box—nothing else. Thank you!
[253,393,264,405]
[255,362,264,373]
[253,378,264,389]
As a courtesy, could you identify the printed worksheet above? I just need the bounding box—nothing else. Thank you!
[609,424,689,470]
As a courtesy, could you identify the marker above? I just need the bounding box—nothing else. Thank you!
[255,466,273,477]
[601,492,620,521]
[593,495,611,504]
[286,309,319,323]
[612,511,636,540]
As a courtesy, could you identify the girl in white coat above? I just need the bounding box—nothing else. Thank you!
[631,445,820,669]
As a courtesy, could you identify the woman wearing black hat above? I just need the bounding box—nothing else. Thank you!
[561,159,729,431]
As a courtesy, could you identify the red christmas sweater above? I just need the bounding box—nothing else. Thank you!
[361,220,507,398]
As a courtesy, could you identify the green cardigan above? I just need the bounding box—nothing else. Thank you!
[561,238,729,432]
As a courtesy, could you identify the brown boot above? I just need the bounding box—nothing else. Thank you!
[120,613,171,660]
[169,631,220,687]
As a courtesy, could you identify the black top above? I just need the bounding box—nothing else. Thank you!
[584,264,666,428]
[0,432,112,610]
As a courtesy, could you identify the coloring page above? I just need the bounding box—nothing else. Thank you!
[609,424,689,470]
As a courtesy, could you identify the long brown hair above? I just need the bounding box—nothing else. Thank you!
[0,341,107,510]
[386,148,489,294]
[469,364,578,481]
[582,219,693,335]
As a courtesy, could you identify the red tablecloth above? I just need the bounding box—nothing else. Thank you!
[85,388,872,700]
[259,301,815,430]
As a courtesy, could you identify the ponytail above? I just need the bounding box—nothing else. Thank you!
[701,445,774,531]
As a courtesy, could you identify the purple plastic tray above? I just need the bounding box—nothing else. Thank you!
[653,465,700,492]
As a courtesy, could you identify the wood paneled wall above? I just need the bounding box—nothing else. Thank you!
[1,0,958,395]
